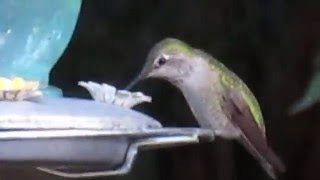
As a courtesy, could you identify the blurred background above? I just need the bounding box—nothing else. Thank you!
[4,0,320,179]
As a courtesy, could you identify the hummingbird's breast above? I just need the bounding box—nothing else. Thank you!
[183,85,240,138]
[179,65,240,138]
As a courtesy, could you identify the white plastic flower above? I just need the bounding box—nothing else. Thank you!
[78,81,151,108]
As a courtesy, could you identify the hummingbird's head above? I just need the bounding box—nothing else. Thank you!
[126,38,197,89]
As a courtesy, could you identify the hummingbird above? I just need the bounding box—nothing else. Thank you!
[126,38,285,179]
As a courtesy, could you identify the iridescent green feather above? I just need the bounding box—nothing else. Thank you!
[158,38,195,58]
[196,50,266,134]
[220,70,266,134]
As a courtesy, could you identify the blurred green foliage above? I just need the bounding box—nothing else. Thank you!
[290,51,320,114]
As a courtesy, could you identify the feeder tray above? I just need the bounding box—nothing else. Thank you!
[0,97,214,178]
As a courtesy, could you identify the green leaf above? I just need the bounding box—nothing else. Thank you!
[289,71,320,114]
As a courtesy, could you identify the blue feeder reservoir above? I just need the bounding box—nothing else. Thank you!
[0,0,82,97]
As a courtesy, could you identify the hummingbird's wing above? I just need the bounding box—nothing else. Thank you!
[219,87,285,179]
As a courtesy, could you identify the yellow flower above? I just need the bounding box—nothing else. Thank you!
[11,77,25,91]
[0,77,40,91]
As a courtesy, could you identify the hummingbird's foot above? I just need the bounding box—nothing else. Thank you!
[0,77,43,101]
[78,81,152,108]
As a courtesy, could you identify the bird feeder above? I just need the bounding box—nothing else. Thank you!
[0,0,214,178]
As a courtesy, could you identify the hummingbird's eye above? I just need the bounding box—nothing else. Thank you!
[154,56,168,69]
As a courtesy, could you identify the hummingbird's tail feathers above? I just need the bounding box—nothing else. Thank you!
[265,146,286,173]
[218,88,286,178]
[238,135,286,179]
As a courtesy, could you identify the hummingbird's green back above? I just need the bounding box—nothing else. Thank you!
[195,49,266,134]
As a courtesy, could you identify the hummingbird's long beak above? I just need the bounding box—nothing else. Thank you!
[125,75,142,90]
[125,63,151,90]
